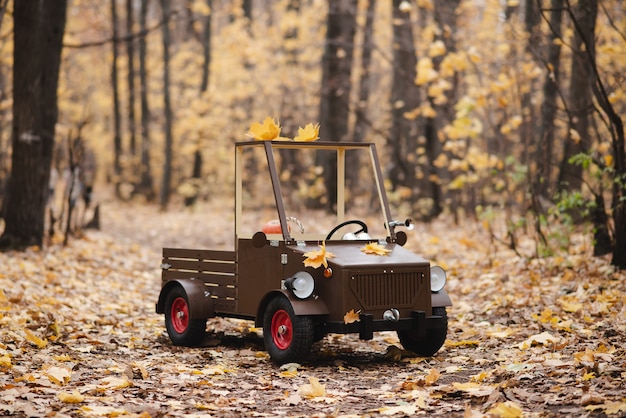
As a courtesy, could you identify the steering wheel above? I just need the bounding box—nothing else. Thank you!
[326,220,368,241]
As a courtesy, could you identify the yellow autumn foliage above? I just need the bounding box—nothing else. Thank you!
[293,123,320,142]
[303,242,335,269]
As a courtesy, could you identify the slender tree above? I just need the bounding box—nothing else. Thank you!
[159,0,174,209]
[0,0,68,249]
[185,0,213,207]
[137,0,155,200]
[352,0,375,143]
[388,0,419,195]
[318,0,358,210]
[558,0,596,192]
[126,0,138,158]
[112,0,123,197]
[536,0,564,199]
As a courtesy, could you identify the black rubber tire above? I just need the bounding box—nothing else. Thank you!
[397,307,448,356]
[263,296,314,365]
[164,286,207,347]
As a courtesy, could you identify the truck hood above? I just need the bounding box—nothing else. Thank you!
[287,241,429,269]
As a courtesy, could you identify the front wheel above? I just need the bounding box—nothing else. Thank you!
[397,307,447,356]
[164,286,207,346]
[263,296,314,364]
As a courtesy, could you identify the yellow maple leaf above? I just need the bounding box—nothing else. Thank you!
[361,242,391,256]
[293,123,320,142]
[0,354,11,368]
[24,328,48,349]
[344,309,361,324]
[247,117,281,141]
[487,401,523,418]
[424,368,440,385]
[58,390,85,404]
[303,242,335,269]
[298,377,326,398]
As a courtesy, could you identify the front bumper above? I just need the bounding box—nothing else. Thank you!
[323,310,446,340]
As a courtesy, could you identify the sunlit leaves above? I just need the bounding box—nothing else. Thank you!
[58,390,85,404]
[343,309,361,324]
[360,242,391,256]
[297,377,326,398]
[247,117,282,141]
[302,241,335,268]
[293,123,320,142]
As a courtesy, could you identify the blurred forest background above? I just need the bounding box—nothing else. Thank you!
[0,0,625,267]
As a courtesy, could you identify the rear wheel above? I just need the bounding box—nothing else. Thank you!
[263,296,314,364]
[164,286,207,346]
[397,307,447,356]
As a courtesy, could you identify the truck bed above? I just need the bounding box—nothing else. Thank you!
[161,248,237,313]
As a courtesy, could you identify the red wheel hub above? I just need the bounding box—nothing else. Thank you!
[170,297,189,334]
[271,309,292,350]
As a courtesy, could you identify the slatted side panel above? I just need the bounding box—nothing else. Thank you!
[162,248,237,312]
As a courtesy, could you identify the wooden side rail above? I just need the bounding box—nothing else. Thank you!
[161,248,237,312]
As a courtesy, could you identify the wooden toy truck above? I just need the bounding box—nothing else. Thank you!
[156,141,451,364]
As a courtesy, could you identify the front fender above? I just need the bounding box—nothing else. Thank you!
[255,290,329,327]
[431,289,452,308]
[156,279,215,319]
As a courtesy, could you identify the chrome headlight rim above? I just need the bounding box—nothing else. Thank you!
[430,265,446,292]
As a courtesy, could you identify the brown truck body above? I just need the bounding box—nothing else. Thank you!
[156,141,451,364]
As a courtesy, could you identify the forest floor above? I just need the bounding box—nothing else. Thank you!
[1,193,626,417]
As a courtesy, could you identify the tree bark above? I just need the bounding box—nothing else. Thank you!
[184,0,212,207]
[352,0,375,146]
[318,0,358,210]
[0,0,68,249]
[389,0,420,195]
[159,0,174,210]
[112,0,123,198]
[536,0,564,199]
[137,0,155,201]
[558,0,596,192]
[126,0,137,158]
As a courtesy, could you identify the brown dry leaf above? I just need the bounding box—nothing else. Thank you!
[303,242,336,269]
[586,400,626,415]
[343,309,361,324]
[360,242,391,256]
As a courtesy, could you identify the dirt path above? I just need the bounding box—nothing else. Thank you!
[1,195,625,417]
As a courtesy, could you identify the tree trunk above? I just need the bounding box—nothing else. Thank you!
[558,0,596,192]
[318,0,358,211]
[137,0,155,201]
[112,0,123,198]
[389,0,420,196]
[352,0,375,145]
[183,0,212,207]
[0,0,68,249]
[126,0,137,158]
[159,0,174,210]
[536,0,564,199]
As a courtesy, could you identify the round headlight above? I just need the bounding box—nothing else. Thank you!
[283,271,315,299]
[430,265,446,292]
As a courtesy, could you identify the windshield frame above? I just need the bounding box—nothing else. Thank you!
[234,140,395,243]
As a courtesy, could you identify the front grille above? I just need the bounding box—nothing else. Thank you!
[350,269,426,309]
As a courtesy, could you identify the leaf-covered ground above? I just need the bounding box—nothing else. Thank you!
[1,198,625,417]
